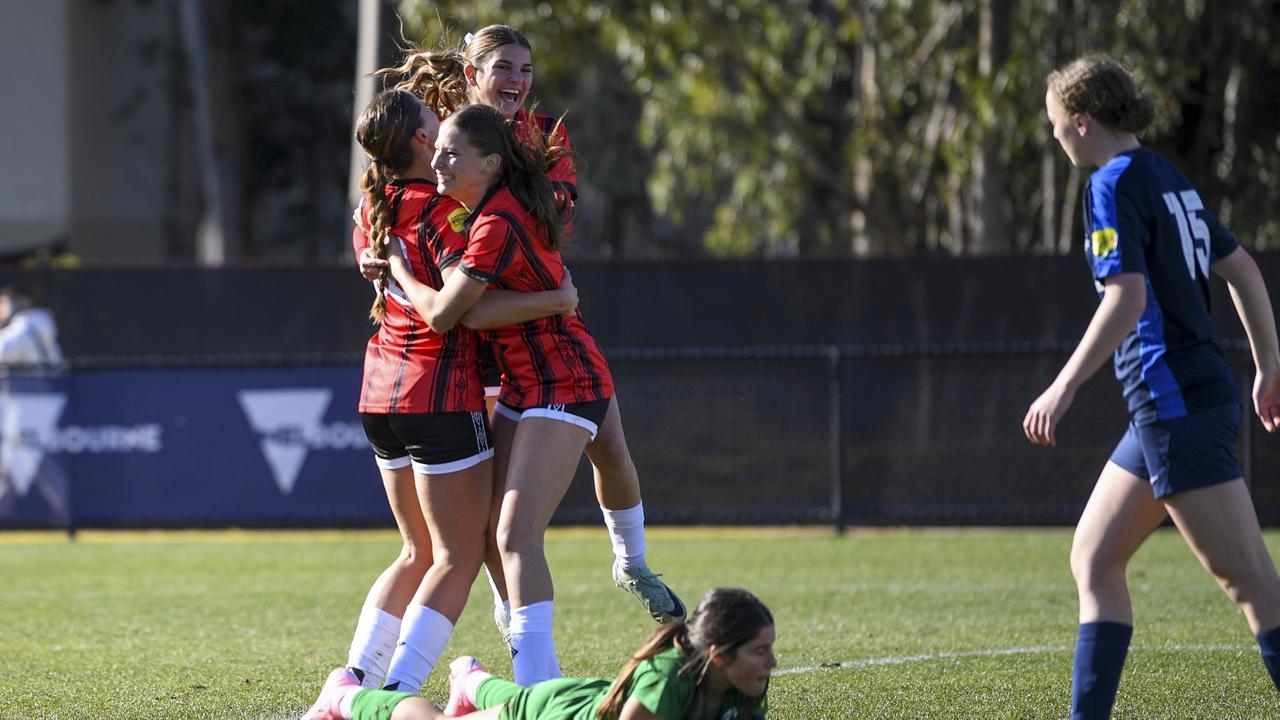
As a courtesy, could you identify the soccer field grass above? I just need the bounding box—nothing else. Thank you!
[2,527,1277,719]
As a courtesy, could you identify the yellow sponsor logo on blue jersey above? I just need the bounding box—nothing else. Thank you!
[1091,227,1118,258]
[448,207,469,233]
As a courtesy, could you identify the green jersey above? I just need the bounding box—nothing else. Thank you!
[481,647,767,720]
[618,647,767,720]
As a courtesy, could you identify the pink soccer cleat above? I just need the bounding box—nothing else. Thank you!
[300,667,360,720]
[443,655,489,716]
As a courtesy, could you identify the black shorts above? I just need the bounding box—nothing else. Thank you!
[478,339,502,396]
[494,397,611,440]
[360,411,493,475]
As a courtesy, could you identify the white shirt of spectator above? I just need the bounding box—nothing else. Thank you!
[0,308,64,366]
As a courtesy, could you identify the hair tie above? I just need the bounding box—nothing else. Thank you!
[463,32,475,47]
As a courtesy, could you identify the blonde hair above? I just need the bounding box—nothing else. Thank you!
[354,89,425,324]
[1047,54,1155,134]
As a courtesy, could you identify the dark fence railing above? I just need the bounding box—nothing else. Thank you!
[4,341,1268,531]
[5,254,1280,530]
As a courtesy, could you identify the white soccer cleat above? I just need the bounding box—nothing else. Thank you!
[612,559,687,624]
[493,603,512,650]
[300,667,359,720]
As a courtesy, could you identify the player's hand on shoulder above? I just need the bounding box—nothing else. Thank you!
[1023,382,1076,447]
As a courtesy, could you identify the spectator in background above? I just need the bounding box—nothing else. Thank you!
[0,286,62,367]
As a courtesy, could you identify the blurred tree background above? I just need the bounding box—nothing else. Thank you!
[223,0,1280,260]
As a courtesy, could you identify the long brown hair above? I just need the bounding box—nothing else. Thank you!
[446,104,574,249]
[377,24,532,119]
[1047,54,1155,134]
[355,89,425,323]
[596,588,774,720]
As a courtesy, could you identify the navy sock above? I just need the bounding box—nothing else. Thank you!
[1256,625,1280,692]
[1070,621,1132,720]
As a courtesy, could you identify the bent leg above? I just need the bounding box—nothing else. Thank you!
[584,396,685,623]
[414,461,493,621]
[498,417,591,683]
[483,411,519,634]
[498,417,592,607]
[1164,479,1280,633]
[584,396,641,510]
[383,461,493,694]
[349,465,433,687]
[1071,462,1168,624]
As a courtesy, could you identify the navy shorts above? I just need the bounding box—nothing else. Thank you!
[1109,403,1243,499]
[360,411,493,475]
[494,397,611,441]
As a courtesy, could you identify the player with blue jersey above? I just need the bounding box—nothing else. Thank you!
[1024,54,1280,719]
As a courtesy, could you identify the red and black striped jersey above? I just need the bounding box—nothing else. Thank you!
[355,179,484,414]
[458,184,614,408]
[513,109,577,237]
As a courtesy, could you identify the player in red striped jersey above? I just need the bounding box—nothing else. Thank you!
[310,91,577,711]
[379,103,681,685]
[369,26,684,652]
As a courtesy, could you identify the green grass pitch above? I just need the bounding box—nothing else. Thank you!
[2,527,1278,719]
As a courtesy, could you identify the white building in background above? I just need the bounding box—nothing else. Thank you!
[0,0,204,263]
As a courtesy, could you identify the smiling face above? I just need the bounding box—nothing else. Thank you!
[467,43,533,119]
[432,119,499,208]
[712,625,777,699]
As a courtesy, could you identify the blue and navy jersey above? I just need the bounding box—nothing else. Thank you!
[1083,147,1239,426]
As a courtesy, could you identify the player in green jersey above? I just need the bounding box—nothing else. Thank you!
[302,587,774,720]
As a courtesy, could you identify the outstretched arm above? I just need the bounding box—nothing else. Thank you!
[1023,272,1147,446]
[1213,247,1280,431]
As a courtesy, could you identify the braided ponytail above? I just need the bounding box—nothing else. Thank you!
[355,89,428,324]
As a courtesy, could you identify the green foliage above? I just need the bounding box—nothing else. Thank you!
[3,528,1279,718]
[390,1,1280,257]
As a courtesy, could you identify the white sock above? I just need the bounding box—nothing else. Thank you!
[383,604,455,695]
[601,502,647,570]
[345,605,402,688]
[338,686,360,718]
[509,601,560,685]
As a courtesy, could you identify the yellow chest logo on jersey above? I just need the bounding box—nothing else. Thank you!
[1091,227,1118,258]
[448,208,469,233]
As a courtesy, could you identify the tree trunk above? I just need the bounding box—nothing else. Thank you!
[967,0,1013,255]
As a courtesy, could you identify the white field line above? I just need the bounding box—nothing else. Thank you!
[775,643,1252,677]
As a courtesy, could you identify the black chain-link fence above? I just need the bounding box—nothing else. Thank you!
[553,342,1268,528]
